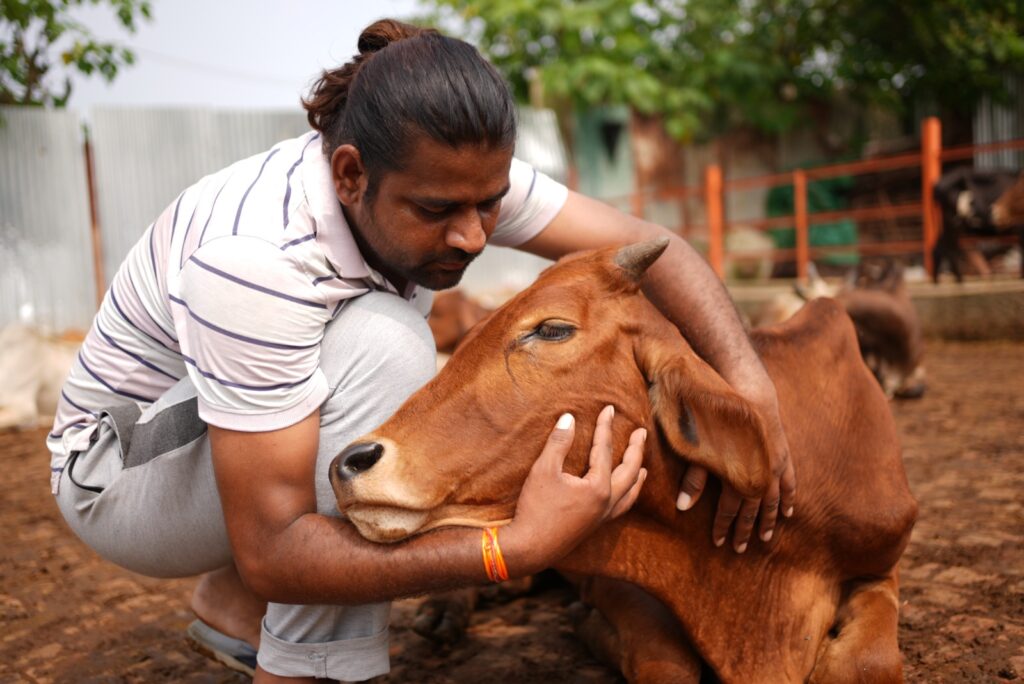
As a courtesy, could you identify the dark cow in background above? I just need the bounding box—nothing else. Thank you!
[932,167,1024,282]
[331,241,918,683]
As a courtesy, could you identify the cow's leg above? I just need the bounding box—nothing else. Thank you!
[931,240,944,284]
[1018,228,1024,279]
[412,575,536,644]
[573,576,702,684]
[934,222,967,284]
[412,587,479,645]
[947,233,965,282]
[809,570,903,684]
[964,248,990,277]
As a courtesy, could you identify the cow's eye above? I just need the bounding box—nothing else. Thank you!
[532,322,575,342]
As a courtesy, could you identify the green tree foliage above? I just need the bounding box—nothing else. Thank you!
[1,0,152,107]
[421,0,1024,141]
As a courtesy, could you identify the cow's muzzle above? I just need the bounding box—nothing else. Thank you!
[332,441,384,481]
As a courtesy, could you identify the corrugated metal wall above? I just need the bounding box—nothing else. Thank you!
[90,108,310,282]
[974,76,1024,170]
[0,105,571,329]
[0,107,96,331]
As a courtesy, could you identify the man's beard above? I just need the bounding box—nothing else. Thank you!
[349,207,480,291]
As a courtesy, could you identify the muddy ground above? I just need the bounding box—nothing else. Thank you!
[1,341,1022,683]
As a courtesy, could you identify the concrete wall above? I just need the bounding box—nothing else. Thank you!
[731,277,1024,341]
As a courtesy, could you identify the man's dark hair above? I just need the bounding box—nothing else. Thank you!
[303,19,516,188]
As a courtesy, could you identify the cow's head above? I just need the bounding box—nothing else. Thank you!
[330,240,773,542]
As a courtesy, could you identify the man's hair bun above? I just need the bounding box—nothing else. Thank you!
[357,19,436,55]
[303,17,515,188]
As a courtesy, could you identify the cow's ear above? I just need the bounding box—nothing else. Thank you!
[635,331,772,498]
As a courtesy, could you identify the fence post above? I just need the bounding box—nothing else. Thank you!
[921,117,942,277]
[84,139,105,308]
[630,188,645,220]
[794,169,809,281]
[704,164,724,278]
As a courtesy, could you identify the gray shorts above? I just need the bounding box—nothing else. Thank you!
[54,292,437,681]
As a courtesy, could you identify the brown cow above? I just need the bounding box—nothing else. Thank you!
[330,241,918,683]
[837,259,926,400]
[756,259,926,400]
[427,289,493,355]
[992,171,1024,229]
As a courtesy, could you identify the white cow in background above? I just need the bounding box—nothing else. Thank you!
[0,324,80,430]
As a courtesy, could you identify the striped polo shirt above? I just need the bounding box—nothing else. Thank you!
[48,130,568,489]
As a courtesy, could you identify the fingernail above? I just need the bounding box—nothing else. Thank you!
[784,506,794,518]
[761,530,773,542]
[556,413,574,430]
[638,428,648,442]
[605,405,615,419]
[676,492,692,511]
[714,537,725,547]
[639,468,648,482]
[735,543,748,554]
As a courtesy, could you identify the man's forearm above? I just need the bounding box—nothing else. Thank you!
[640,232,773,396]
[243,514,529,605]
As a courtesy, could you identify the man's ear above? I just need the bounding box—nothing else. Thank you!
[635,330,772,498]
[331,144,368,206]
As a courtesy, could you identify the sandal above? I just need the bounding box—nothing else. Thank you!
[185,619,258,677]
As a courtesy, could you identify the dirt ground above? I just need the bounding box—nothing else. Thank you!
[1,341,1022,683]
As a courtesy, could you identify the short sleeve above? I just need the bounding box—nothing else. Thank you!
[489,157,570,247]
[171,235,332,431]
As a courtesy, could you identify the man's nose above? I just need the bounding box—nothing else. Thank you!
[446,210,487,254]
[332,442,384,480]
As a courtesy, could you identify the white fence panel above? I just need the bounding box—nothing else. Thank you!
[974,76,1024,170]
[2,105,572,323]
[461,107,569,298]
[0,107,96,331]
[89,108,310,282]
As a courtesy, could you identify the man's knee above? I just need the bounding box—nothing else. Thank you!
[314,292,437,516]
[320,291,436,396]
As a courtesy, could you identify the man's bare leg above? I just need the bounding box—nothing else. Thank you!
[191,563,266,649]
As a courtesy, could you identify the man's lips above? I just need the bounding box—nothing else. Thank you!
[435,260,470,271]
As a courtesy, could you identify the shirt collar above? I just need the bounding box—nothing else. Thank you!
[301,135,371,280]
[301,133,430,307]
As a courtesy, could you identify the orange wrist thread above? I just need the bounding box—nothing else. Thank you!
[481,527,509,582]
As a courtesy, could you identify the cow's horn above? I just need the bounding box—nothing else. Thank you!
[614,238,670,280]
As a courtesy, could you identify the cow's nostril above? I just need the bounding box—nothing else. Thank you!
[338,442,384,479]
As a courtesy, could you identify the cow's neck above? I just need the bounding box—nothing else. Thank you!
[554,474,827,683]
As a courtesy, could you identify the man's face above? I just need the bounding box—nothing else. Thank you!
[334,135,514,291]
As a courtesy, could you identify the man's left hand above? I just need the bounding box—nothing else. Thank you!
[676,391,796,553]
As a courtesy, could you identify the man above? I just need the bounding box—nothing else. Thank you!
[49,19,794,683]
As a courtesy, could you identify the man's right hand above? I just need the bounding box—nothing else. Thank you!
[502,405,647,575]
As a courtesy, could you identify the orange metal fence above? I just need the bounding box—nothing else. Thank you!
[613,117,1023,281]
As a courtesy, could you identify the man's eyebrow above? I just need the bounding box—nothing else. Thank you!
[412,184,512,209]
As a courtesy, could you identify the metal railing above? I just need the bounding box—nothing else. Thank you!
[613,117,1024,280]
